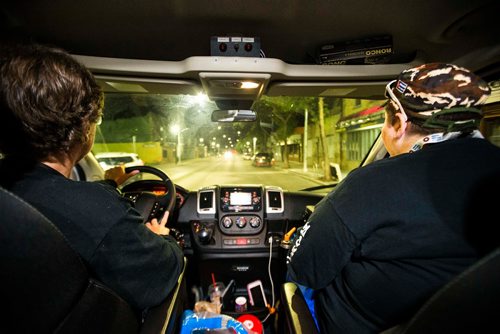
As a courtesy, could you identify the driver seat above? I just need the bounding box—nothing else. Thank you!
[0,186,187,334]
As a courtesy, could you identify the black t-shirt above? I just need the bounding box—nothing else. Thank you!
[0,160,184,311]
[287,138,500,333]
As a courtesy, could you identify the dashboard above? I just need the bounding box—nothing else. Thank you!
[192,185,281,249]
[174,184,322,255]
[121,181,323,253]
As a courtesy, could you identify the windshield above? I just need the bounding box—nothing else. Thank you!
[93,92,386,192]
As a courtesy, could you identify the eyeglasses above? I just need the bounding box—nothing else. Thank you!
[385,80,408,122]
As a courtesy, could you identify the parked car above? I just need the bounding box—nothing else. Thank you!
[252,152,275,167]
[94,152,144,171]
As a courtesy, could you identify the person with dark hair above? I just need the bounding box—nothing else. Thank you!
[286,63,500,333]
[0,43,184,314]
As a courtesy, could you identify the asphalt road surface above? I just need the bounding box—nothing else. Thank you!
[150,156,327,192]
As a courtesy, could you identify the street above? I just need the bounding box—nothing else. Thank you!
[150,156,328,192]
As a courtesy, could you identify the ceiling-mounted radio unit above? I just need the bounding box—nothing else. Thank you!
[317,35,393,65]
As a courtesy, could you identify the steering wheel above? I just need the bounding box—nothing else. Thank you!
[122,166,177,224]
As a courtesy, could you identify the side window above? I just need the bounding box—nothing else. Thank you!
[483,117,500,147]
[346,128,381,162]
[482,102,500,148]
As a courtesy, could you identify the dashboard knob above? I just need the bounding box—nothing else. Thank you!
[222,217,233,228]
[249,216,261,228]
[236,216,247,228]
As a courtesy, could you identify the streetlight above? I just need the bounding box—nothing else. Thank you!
[171,124,188,164]
[253,137,257,154]
[199,138,206,158]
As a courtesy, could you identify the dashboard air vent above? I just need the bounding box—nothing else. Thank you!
[197,189,216,214]
[266,187,284,213]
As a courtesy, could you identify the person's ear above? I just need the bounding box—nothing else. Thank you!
[392,112,408,138]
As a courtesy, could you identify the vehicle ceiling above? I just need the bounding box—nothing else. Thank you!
[1,0,499,105]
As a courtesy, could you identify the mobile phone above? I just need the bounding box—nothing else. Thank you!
[246,279,267,307]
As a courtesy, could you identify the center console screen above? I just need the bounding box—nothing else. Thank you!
[220,187,262,212]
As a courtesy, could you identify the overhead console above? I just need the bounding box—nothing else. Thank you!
[194,185,285,251]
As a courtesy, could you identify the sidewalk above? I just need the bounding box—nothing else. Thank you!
[275,160,334,186]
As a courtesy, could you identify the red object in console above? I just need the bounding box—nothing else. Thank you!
[237,314,263,334]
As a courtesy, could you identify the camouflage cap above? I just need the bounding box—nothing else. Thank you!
[390,63,491,112]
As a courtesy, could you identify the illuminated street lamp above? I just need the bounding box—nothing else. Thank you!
[171,124,188,164]
[199,138,206,157]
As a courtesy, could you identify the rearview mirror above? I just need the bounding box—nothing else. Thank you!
[211,109,257,122]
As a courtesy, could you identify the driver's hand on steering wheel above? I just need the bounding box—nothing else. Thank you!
[145,211,170,236]
[104,164,140,186]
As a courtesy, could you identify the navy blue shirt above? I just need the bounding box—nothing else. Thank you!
[0,161,184,311]
[287,138,500,333]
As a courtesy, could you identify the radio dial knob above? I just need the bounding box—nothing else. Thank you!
[236,217,247,228]
[249,216,261,228]
[222,217,233,228]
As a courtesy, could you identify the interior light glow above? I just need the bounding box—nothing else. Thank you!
[240,81,260,89]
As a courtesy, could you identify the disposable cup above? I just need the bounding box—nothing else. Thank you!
[235,296,247,312]
[207,282,225,313]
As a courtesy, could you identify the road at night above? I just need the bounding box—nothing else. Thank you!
[150,156,329,192]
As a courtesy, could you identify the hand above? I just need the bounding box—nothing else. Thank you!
[104,164,139,186]
[145,211,170,236]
